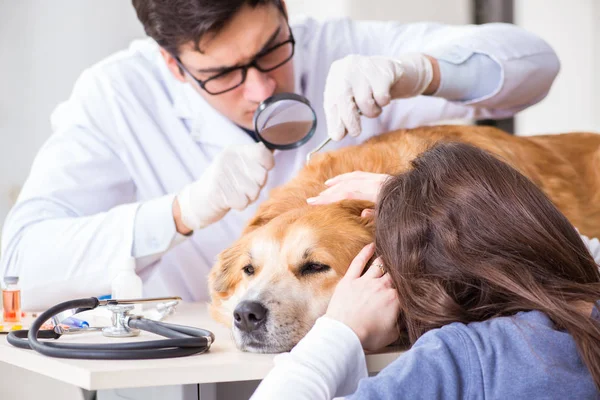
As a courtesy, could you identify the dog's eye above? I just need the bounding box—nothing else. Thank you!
[300,263,330,276]
[243,265,255,276]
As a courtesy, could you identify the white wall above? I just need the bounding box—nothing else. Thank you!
[514,0,600,135]
[346,0,471,24]
[287,0,471,23]
[286,0,351,19]
[0,1,145,230]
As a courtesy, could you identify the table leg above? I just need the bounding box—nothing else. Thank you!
[81,389,97,400]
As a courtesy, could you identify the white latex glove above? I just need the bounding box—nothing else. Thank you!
[324,53,434,140]
[177,142,275,230]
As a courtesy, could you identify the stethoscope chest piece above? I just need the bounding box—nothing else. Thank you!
[102,303,140,338]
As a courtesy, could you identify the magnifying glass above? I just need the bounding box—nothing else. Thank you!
[253,93,317,151]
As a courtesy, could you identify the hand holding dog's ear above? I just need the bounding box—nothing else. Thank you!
[326,243,401,352]
[323,53,434,140]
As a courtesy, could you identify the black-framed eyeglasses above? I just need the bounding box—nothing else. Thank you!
[174,24,295,96]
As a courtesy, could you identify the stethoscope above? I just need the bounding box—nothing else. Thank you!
[7,296,214,360]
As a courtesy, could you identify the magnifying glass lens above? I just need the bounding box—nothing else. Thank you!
[253,94,317,150]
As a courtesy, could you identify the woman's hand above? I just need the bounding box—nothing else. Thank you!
[307,171,391,205]
[326,243,400,352]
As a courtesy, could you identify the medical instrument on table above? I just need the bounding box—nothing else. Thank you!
[2,276,22,323]
[253,92,317,151]
[61,316,89,328]
[7,296,214,360]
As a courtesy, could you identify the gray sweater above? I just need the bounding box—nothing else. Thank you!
[253,305,600,399]
[351,307,600,399]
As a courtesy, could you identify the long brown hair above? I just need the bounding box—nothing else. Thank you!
[375,141,600,389]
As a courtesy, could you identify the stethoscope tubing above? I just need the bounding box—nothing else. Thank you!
[6,297,214,360]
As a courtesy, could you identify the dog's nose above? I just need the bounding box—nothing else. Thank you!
[234,301,268,332]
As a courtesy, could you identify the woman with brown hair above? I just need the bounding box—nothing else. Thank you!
[252,141,600,399]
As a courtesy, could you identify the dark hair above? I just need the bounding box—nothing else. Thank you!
[374,141,600,389]
[132,0,284,55]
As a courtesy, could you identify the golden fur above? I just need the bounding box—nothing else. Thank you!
[208,125,600,353]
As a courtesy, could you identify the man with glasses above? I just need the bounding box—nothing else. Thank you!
[1,0,560,309]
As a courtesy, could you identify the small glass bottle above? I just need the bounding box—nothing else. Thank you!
[2,276,21,323]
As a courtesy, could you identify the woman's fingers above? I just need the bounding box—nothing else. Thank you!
[344,243,376,280]
[361,209,374,218]
[325,171,372,186]
[365,257,385,279]
[307,190,375,205]
[308,172,391,205]
[325,171,390,186]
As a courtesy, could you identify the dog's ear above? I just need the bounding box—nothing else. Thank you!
[337,199,376,230]
[337,199,375,215]
[208,241,244,298]
[242,206,282,235]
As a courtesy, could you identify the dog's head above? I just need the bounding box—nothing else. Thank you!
[208,200,374,353]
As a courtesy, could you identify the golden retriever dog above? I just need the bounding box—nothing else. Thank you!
[208,125,600,353]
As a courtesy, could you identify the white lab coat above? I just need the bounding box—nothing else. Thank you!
[1,17,563,310]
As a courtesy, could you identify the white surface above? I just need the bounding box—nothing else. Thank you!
[514,0,600,135]
[0,302,404,391]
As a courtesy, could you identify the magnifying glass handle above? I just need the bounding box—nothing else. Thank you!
[306,137,332,164]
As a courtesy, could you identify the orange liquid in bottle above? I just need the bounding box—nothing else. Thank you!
[2,289,21,322]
